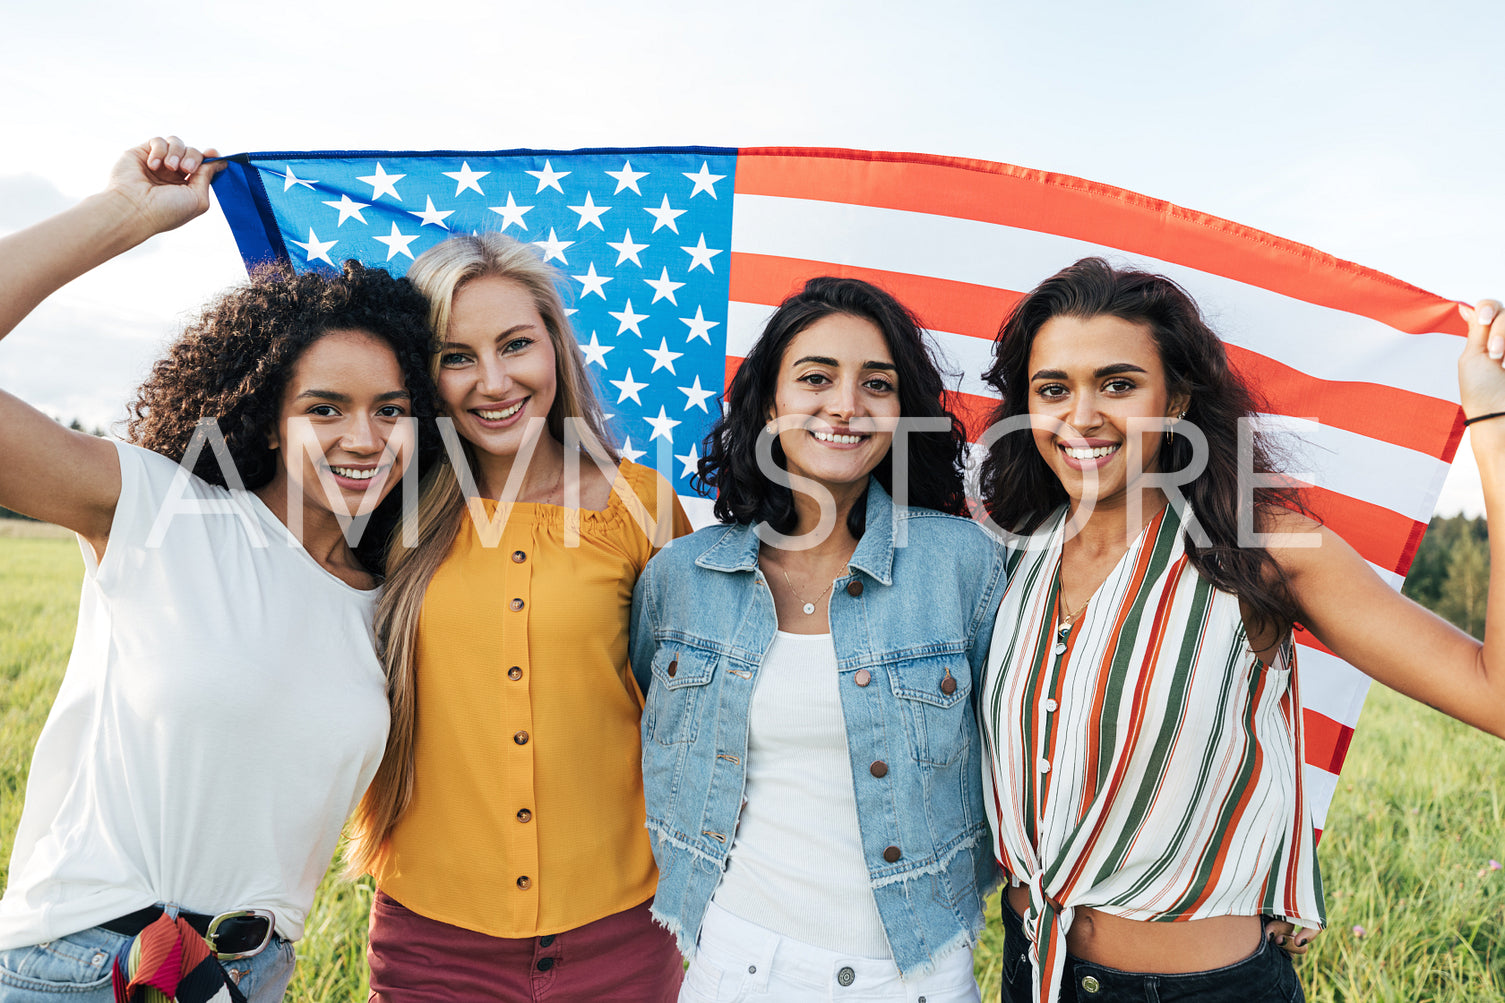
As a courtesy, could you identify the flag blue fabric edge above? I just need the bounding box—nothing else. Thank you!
[212,158,287,267]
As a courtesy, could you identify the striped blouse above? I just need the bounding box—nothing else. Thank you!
[979,504,1324,1003]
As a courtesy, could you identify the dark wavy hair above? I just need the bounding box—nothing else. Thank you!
[126,260,441,573]
[696,276,968,536]
[978,257,1306,630]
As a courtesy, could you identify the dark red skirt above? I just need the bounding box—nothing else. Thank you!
[368,889,683,1003]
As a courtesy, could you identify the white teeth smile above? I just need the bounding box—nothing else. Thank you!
[812,431,863,445]
[331,466,380,480]
[1063,445,1118,460]
[475,401,524,421]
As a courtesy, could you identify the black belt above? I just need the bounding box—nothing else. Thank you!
[102,905,215,938]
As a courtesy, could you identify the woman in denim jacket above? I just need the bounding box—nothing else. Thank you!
[631,277,1008,1002]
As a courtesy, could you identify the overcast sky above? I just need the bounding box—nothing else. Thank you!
[2,0,1499,513]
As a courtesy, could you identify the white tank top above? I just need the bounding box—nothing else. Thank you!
[711,630,890,957]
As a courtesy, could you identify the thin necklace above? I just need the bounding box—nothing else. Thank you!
[780,567,836,616]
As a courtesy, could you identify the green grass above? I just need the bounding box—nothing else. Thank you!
[4,536,1505,1001]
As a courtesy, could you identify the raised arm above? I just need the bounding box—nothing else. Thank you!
[0,136,222,551]
[1270,300,1505,739]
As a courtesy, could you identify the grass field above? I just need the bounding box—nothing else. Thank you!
[3,535,1505,1000]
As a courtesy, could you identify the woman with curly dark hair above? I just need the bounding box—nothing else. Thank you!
[976,258,1505,1003]
[631,277,1007,1002]
[0,137,437,1003]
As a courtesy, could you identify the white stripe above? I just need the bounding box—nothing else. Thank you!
[1252,414,1450,527]
[1293,645,1374,731]
[731,301,1445,526]
[1303,764,1339,831]
[731,193,1462,404]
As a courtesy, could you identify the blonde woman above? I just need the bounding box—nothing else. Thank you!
[346,233,691,1002]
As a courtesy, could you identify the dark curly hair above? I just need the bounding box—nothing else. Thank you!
[127,260,441,572]
[978,257,1307,631]
[696,276,969,536]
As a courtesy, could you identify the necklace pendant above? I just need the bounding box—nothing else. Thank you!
[802,602,816,615]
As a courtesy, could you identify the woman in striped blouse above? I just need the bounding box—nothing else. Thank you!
[976,257,1505,1003]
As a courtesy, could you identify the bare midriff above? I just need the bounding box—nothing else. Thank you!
[1005,884,1261,973]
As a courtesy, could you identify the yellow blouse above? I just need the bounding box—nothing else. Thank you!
[374,461,691,937]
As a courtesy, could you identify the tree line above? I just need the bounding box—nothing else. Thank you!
[1402,513,1491,640]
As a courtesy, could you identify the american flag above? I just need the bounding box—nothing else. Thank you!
[212,145,1468,837]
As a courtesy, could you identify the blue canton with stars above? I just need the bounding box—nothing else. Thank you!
[213,148,737,497]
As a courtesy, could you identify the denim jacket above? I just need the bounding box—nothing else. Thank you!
[630,480,1008,977]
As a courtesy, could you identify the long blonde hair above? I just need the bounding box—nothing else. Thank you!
[345,233,618,876]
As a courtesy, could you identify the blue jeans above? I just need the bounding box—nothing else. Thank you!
[999,899,1304,1002]
[0,924,295,1002]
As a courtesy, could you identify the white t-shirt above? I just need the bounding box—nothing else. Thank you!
[0,441,390,949]
[712,631,890,957]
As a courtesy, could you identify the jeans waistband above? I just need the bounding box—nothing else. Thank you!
[1000,896,1302,1003]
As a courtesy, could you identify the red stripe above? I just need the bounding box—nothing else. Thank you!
[735,149,1466,338]
[728,251,1464,462]
[728,251,1021,340]
[1304,485,1426,578]
[1300,709,1355,775]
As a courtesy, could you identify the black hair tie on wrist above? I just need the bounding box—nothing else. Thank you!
[1464,410,1505,427]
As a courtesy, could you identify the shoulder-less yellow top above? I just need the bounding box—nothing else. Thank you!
[374,461,692,937]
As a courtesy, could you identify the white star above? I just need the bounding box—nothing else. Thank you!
[531,227,574,264]
[678,375,716,412]
[609,368,649,405]
[609,299,649,336]
[572,262,613,299]
[409,196,454,229]
[618,436,646,463]
[675,443,700,479]
[579,331,614,368]
[567,191,611,231]
[607,228,649,267]
[644,337,684,374]
[488,192,533,231]
[277,165,317,191]
[322,194,369,226]
[645,406,681,443]
[605,161,649,195]
[644,267,685,306]
[443,161,489,196]
[357,163,404,201]
[645,194,688,234]
[373,222,420,261]
[681,306,720,344]
[290,228,338,267]
[681,234,724,273]
[525,160,571,194]
[683,161,725,199]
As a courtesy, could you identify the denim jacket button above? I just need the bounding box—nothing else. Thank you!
[853,669,871,687]
[667,658,678,677]
[870,760,888,778]
[940,674,957,695]
[846,580,864,597]
[882,845,901,862]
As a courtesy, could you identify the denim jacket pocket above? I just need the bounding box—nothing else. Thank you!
[887,652,972,766]
[645,644,718,747]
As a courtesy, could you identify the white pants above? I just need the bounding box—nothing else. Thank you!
[679,900,981,1003]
